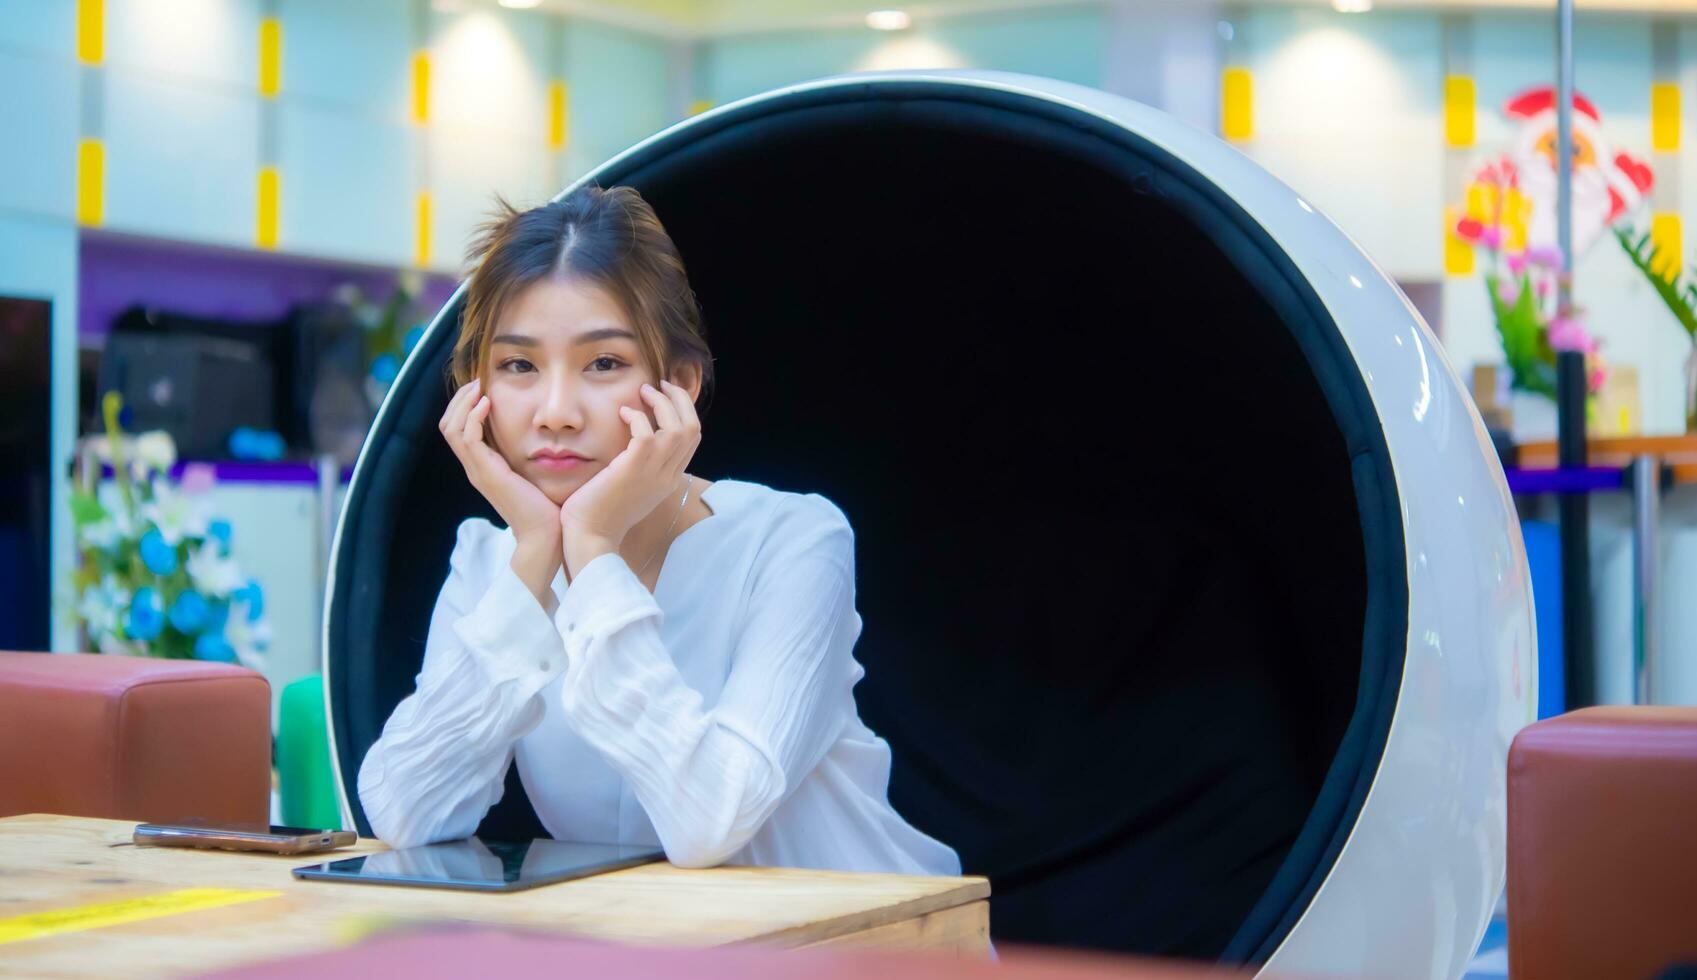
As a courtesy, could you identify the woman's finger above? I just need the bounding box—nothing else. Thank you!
[461,395,493,455]
[659,379,701,433]
[640,382,682,434]
[440,378,480,436]
[620,403,655,443]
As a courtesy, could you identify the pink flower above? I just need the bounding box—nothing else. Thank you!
[1495,278,1521,306]
[1535,278,1552,297]
[1480,226,1503,249]
[1506,254,1527,275]
[181,463,218,495]
[1525,245,1565,269]
[1547,315,1595,353]
[1588,365,1607,392]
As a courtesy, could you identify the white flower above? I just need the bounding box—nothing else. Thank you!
[224,599,271,671]
[96,632,141,656]
[95,482,138,541]
[134,431,177,475]
[77,578,129,638]
[141,477,208,546]
[81,517,121,552]
[187,542,245,596]
[83,435,115,465]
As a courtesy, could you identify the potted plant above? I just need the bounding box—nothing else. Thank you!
[68,392,272,667]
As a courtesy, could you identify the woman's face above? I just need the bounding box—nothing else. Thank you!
[482,276,659,506]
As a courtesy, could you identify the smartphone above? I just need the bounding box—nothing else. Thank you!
[133,822,358,855]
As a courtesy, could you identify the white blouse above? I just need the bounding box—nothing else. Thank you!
[357,478,962,876]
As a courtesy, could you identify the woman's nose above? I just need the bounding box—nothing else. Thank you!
[535,373,583,431]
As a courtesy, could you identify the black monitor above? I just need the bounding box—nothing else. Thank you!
[0,296,53,651]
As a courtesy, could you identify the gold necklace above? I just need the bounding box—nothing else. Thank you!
[635,475,694,581]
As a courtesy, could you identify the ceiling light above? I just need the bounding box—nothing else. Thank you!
[866,10,912,31]
[499,0,543,8]
[1333,0,1372,10]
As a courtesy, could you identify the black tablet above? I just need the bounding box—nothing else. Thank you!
[292,837,664,892]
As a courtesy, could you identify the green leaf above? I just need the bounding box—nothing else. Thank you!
[69,490,108,527]
[1616,226,1697,341]
[1486,272,1558,399]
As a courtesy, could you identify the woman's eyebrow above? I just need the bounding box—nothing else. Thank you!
[571,327,637,346]
[490,334,538,347]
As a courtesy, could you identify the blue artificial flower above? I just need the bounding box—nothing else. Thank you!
[403,324,426,355]
[194,633,236,662]
[228,427,286,461]
[127,588,165,642]
[139,529,178,576]
[168,590,209,634]
[204,600,230,635]
[208,520,233,549]
[371,353,401,385]
[233,580,265,622]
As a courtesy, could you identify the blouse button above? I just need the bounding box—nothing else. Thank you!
[565,621,575,633]
[539,660,551,672]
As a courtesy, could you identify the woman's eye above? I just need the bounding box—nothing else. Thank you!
[588,356,624,372]
[500,358,534,373]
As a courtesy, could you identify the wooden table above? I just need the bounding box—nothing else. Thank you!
[1517,434,1697,483]
[0,815,990,978]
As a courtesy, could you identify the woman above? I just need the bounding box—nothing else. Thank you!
[358,185,961,877]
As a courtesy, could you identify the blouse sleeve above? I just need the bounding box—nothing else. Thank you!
[357,519,571,848]
[550,495,862,868]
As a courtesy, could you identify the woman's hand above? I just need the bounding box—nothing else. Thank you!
[439,378,563,553]
[560,379,702,577]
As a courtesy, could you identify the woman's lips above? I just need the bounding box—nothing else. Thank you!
[532,455,586,472]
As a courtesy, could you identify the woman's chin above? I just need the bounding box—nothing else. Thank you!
[531,471,584,506]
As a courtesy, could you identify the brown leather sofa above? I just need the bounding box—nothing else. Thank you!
[1508,706,1697,979]
[0,651,271,826]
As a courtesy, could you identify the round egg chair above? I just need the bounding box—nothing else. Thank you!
[324,70,1535,977]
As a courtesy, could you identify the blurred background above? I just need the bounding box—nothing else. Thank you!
[5,0,1697,743]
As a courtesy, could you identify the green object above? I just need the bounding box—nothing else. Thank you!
[277,673,343,831]
[1486,270,1558,400]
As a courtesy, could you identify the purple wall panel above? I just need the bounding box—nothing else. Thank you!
[78,232,461,344]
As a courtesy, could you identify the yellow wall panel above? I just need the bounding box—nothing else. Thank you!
[412,52,430,125]
[1653,82,1680,153]
[257,167,280,249]
[77,139,104,226]
[1444,206,1474,276]
[415,192,432,268]
[549,80,568,150]
[259,18,281,98]
[1445,75,1476,148]
[77,0,104,65]
[1221,67,1252,143]
[1652,212,1682,280]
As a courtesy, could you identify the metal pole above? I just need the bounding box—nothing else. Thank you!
[1631,454,1659,704]
[314,453,338,668]
[1554,0,1595,708]
[1557,0,1574,284]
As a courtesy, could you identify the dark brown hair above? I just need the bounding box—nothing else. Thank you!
[449,185,713,405]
